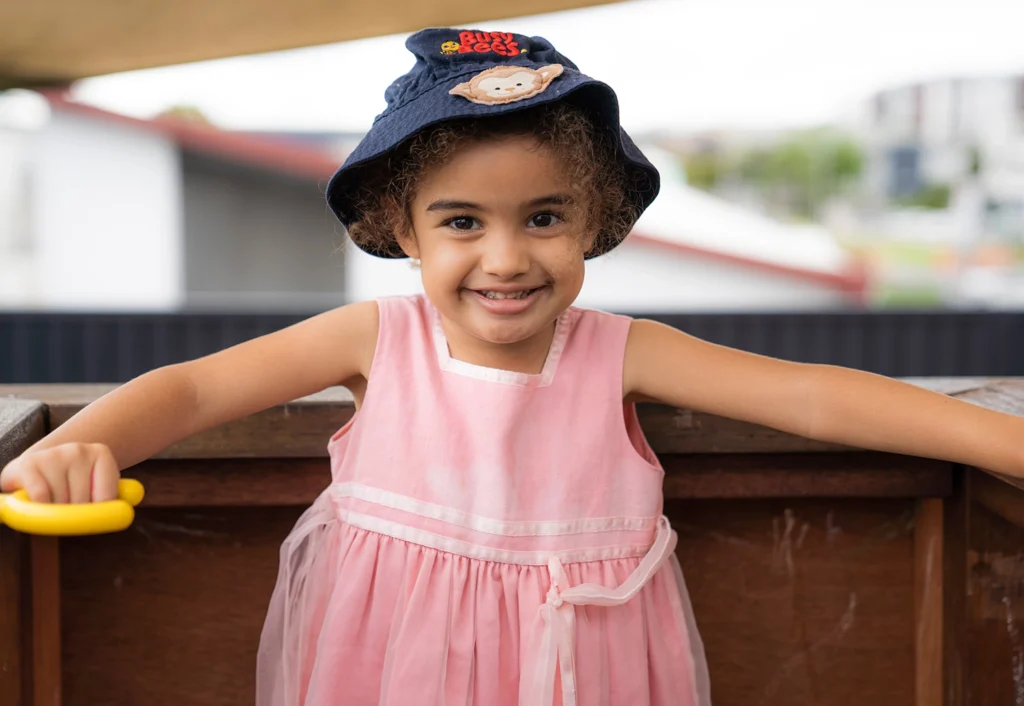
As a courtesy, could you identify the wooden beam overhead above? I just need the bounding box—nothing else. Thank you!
[0,0,625,90]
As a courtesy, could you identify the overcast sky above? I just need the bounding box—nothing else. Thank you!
[72,0,1024,135]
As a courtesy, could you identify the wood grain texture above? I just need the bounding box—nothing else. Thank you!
[3,378,1020,460]
[914,499,943,706]
[942,468,968,706]
[56,499,920,706]
[953,379,1024,417]
[0,0,624,87]
[30,537,61,706]
[971,470,1024,529]
[60,506,303,706]
[123,454,951,508]
[672,498,916,705]
[0,527,28,706]
[965,473,1024,706]
[0,398,44,706]
[662,453,952,499]
[126,458,332,507]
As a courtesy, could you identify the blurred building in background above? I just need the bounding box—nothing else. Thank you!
[0,91,345,311]
[665,74,1024,310]
[845,74,1024,225]
[4,76,1024,315]
[0,92,867,313]
[834,74,1024,308]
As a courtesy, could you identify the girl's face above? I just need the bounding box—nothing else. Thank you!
[401,135,595,350]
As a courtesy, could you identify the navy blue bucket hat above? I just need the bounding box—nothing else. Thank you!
[326,27,660,259]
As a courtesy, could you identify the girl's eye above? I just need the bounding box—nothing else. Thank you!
[528,212,562,229]
[445,216,479,231]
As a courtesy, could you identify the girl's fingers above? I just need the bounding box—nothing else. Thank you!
[89,446,121,502]
[1,443,122,504]
[43,467,71,504]
[19,466,53,503]
[0,461,22,493]
[67,455,94,503]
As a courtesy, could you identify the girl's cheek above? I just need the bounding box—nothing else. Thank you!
[551,245,588,278]
[434,246,472,275]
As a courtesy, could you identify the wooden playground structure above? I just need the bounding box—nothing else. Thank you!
[3,380,1024,704]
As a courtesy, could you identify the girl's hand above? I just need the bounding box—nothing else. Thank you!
[0,443,121,503]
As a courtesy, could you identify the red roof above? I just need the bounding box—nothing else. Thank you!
[41,90,338,182]
[629,232,869,297]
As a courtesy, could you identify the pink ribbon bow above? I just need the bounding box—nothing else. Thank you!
[519,516,678,706]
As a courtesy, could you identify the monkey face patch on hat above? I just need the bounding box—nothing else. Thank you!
[450,65,564,105]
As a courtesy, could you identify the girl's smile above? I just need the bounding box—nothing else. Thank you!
[463,284,550,315]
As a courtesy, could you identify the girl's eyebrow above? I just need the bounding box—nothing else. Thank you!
[426,194,575,213]
[427,200,481,212]
[528,194,574,207]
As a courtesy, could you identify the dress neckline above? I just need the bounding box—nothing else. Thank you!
[430,304,575,388]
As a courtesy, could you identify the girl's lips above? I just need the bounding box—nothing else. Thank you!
[465,286,547,315]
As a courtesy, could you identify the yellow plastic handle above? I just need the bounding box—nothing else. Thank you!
[0,479,145,536]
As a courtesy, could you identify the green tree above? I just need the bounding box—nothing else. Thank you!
[737,129,864,220]
[897,183,951,210]
[682,150,725,191]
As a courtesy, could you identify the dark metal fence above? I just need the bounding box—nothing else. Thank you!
[1,310,1022,384]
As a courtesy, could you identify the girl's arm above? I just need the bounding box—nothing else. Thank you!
[1,300,379,501]
[623,318,1024,478]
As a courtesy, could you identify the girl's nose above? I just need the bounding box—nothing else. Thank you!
[480,232,530,278]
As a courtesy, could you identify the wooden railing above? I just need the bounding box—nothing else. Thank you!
[1,379,1023,706]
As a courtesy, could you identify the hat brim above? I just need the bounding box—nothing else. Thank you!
[326,69,659,259]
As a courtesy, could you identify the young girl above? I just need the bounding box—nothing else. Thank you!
[3,27,1023,706]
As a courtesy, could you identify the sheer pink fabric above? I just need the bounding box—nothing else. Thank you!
[257,296,711,705]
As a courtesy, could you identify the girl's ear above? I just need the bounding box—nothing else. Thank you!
[395,228,421,260]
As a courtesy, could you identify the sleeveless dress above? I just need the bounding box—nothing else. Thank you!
[256,295,711,706]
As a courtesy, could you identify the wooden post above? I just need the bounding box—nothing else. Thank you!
[0,527,29,706]
[29,537,61,706]
[915,499,944,706]
[942,467,969,706]
[0,398,47,706]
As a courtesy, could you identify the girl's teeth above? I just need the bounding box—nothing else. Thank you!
[483,290,531,300]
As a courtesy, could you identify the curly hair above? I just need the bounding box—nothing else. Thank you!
[345,102,641,259]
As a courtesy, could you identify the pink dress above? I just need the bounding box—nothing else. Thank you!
[257,295,711,706]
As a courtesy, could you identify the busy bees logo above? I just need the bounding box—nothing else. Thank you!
[440,31,528,57]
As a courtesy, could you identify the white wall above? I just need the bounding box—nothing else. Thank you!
[26,111,183,310]
[966,78,1017,150]
[579,242,853,312]
[854,78,1024,151]
[344,243,424,302]
[0,127,36,304]
[921,81,955,145]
